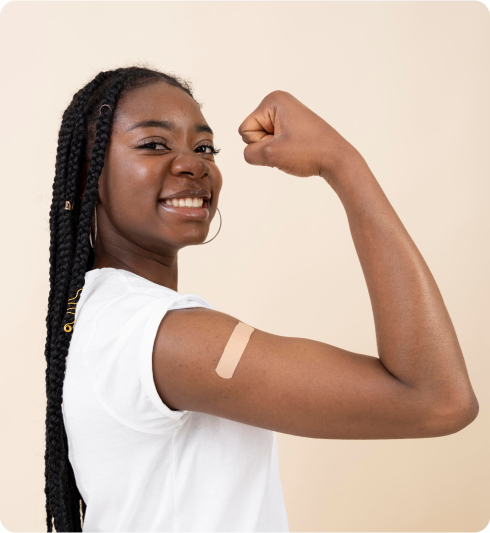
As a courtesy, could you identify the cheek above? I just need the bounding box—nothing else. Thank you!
[103,151,162,221]
[101,150,164,242]
[212,168,224,197]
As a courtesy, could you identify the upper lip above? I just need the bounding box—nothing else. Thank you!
[159,188,211,201]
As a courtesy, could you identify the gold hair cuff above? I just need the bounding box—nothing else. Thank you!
[63,288,83,333]
[99,104,113,115]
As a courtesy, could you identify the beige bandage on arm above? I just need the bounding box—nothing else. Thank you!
[215,322,255,379]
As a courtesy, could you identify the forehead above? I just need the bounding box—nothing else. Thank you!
[112,81,205,134]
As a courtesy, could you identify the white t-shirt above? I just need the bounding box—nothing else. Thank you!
[62,267,289,532]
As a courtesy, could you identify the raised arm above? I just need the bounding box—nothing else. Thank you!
[152,90,479,440]
[322,150,479,427]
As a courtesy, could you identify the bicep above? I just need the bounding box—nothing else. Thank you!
[153,307,443,439]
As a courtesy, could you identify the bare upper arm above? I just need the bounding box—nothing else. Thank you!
[152,307,468,439]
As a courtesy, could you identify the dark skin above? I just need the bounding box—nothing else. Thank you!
[80,81,223,291]
[81,86,478,439]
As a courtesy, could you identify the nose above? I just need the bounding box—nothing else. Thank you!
[170,153,210,180]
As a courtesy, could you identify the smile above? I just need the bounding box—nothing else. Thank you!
[163,197,208,209]
[158,198,210,220]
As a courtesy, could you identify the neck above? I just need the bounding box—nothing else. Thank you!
[92,244,179,292]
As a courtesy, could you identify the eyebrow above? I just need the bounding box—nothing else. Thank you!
[126,119,214,135]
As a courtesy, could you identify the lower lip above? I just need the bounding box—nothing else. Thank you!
[158,201,210,220]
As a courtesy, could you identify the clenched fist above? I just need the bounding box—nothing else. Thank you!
[238,90,359,184]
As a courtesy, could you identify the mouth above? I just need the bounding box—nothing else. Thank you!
[158,197,211,220]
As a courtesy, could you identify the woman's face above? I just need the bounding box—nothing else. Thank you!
[92,81,223,260]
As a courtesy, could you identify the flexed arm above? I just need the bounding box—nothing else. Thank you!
[152,90,478,439]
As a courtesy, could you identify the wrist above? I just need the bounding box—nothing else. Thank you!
[320,148,370,193]
[321,151,389,221]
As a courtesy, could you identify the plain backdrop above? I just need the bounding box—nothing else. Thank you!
[0,1,489,531]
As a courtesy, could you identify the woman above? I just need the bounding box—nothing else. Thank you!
[45,66,479,532]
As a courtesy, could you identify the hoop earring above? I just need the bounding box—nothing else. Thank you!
[200,206,222,245]
[87,205,219,247]
[89,206,97,249]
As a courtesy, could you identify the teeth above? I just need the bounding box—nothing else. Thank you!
[164,197,205,208]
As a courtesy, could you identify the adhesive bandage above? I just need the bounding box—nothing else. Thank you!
[215,322,255,379]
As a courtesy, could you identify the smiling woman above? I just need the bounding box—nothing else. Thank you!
[44,66,230,532]
[46,65,478,533]
[79,80,223,263]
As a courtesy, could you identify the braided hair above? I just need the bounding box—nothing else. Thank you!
[44,66,197,532]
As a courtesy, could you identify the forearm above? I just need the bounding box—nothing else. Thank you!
[323,151,478,416]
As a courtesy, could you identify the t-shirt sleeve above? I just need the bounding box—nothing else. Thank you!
[84,292,214,434]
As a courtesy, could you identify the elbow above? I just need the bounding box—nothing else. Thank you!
[430,394,479,436]
[460,394,480,426]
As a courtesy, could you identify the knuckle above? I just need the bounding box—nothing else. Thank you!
[268,90,290,102]
[262,141,277,161]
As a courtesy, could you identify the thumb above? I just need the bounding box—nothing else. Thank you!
[243,135,277,167]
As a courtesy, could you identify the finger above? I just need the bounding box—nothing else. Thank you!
[240,128,270,145]
[238,105,276,144]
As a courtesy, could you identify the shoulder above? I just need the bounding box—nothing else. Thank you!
[80,268,183,314]
[78,268,213,351]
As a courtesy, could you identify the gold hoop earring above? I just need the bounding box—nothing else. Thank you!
[89,206,97,249]
[200,207,222,245]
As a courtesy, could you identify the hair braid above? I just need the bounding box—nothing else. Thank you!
[43,70,117,531]
[44,65,197,532]
[43,95,94,533]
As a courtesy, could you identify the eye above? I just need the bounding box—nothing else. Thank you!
[137,140,168,151]
[196,144,221,156]
[136,140,221,155]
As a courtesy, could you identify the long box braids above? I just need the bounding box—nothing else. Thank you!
[43,65,196,532]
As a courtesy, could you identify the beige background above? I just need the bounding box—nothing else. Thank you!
[0,1,489,531]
